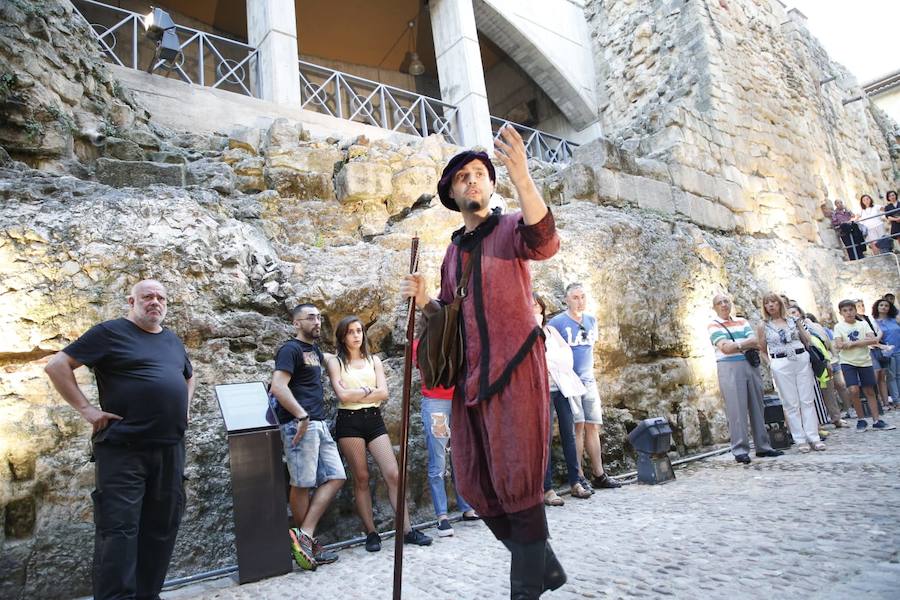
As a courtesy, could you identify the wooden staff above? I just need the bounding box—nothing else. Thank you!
[393,235,419,600]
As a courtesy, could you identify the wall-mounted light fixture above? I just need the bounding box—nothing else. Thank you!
[143,7,181,72]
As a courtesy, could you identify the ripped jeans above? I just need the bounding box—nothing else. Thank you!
[421,395,473,517]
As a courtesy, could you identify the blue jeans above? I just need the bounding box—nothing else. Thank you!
[544,391,581,489]
[421,396,473,517]
[887,354,900,403]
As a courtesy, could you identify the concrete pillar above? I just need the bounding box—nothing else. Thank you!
[247,0,301,106]
[429,0,493,149]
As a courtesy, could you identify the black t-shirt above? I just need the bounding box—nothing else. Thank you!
[885,202,900,235]
[273,339,326,421]
[64,318,192,446]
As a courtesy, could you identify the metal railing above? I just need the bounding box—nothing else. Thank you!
[298,60,460,143]
[72,1,579,161]
[72,0,259,97]
[491,117,578,164]
[833,209,898,259]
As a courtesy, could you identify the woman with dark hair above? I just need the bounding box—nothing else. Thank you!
[325,316,432,552]
[884,190,900,250]
[532,293,589,506]
[858,194,887,255]
[873,298,900,410]
[757,293,824,452]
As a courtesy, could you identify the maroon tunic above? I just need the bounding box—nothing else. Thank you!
[435,209,559,517]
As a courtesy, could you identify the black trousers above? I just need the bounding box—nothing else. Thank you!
[92,441,185,600]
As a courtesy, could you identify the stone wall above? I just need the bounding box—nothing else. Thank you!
[3,1,900,598]
[587,0,900,244]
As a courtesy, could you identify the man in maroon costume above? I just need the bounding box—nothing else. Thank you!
[402,125,563,599]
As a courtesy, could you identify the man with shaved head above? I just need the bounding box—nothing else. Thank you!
[45,279,195,600]
[708,293,781,464]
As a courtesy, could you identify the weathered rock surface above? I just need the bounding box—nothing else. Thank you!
[1,1,900,599]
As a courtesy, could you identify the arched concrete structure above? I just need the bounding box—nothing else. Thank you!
[473,0,600,131]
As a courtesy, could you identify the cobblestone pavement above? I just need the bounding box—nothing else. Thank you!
[163,413,900,600]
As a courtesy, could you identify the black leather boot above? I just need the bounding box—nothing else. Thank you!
[506,539,546,599]
[543,542,567,592]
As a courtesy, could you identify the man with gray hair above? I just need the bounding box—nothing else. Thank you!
[45,279,194,600]
[548,282,621,492]
[708,293,781,463]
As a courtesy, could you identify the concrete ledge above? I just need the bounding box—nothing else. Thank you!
[111,65,423,144]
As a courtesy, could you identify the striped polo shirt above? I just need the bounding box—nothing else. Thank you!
[708,317,754,362]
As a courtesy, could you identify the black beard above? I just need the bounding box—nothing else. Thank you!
[465,199,482,211]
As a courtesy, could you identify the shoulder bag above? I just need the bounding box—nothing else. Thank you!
[417,244,481,389]
[862,316,891,368]
[716,320,760,368]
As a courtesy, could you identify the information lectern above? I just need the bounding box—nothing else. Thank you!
[215,382,292,583]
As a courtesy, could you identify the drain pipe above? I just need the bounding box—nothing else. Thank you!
[162,444,732,591]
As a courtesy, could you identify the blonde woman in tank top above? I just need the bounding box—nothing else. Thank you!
[324,315,432,552]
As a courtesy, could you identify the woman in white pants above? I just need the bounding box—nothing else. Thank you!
[756,293,825,452]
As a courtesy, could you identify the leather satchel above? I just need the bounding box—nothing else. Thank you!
[417,244,480,389]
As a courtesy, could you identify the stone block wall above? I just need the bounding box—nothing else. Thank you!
[587,0,900,245]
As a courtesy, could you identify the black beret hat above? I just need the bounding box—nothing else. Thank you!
[437,150,496,211]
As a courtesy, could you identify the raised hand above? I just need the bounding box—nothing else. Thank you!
[493,124,529,187]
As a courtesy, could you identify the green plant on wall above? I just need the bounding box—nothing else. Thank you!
[0,72,19,102]
[24,119,44,141]
[45,104,77,134]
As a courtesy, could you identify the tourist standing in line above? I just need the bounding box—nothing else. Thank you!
[856,299,890,410]
[269,303,345,570]
[758,295,824,452]
[532,293,590,506]
[883,190,900,250]
[413,339,479,537]
[325,316,433,552]
[786,305,847,428]
[45,280,194,600]
[401,125,564,599]
[873,298,900,411]
[707,293,782,464]
[858,194,887,255]
[548,283,622,493]
[831,199,865,260]
[833,300,896,432]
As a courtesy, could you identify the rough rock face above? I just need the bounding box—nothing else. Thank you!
[2,1,900,599]
[0,0,153,170]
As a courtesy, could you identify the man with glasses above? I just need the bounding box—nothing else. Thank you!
[548,283,621,491]
[44,280,194,600]
[708,293,781,463]
[270,303,345,570]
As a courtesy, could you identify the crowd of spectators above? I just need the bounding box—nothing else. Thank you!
[710,291,897,466]
[827,191,900,260]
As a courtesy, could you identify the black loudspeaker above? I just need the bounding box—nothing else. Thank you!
[763,395,785,424]
[763,395,793,449]
[628,417,675,485]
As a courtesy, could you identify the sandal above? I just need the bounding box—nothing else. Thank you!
[543,489,565,506]
[812,441,826,451]
[570,482,592,499]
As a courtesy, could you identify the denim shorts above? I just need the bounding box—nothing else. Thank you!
[570,382,603,425]
[279,419,346,488]
[334,406,388,444]
[840,364,877,389]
